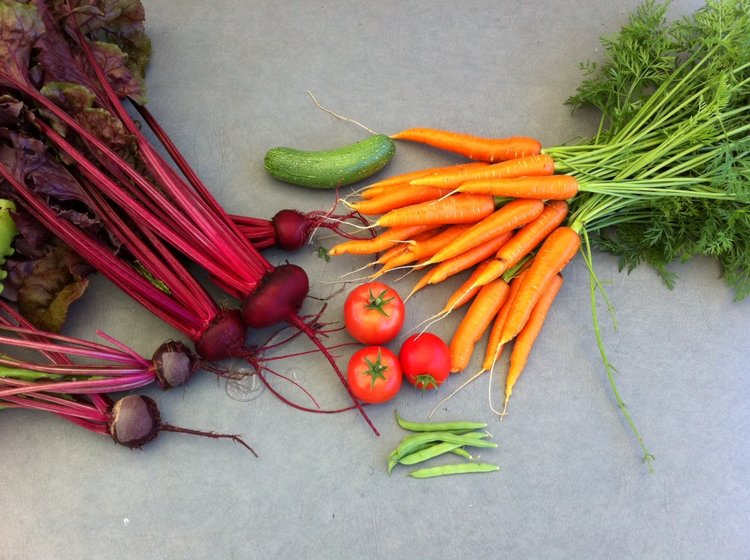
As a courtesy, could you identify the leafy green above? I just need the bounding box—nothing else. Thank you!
[0,1,46,84]
[15,241,90,333]
[547,0,750,300]
[0,198,18,293]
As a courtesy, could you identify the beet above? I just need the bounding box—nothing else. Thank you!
[108,395,161,448]
[272,209,310,251]
[195,309,247,361]
[240,264,309,328]
[152,340,196,389]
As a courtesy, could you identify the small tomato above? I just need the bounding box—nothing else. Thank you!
[343,282,405,345]
[399,333,451,391]
[347,346,402,404]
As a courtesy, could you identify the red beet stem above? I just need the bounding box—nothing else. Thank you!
[288,314,379,436]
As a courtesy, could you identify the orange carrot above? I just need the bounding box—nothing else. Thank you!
[410,154,556,188]
[373,224,470,276]
[328,223,440,256]
[373,228,442,265]
[421,199,544,266]
[347,185,454,215]
[375,193,495,228]
[499,226,580,345]
[449,278,510,373]
[360,161,488,198]
[408,230,513,298]
[481,269,528,373]
[409,259,497,334]
[391,127,542,162]
[502,273,564,415]
[457,174,579,200]
[359,161,489,197]
[441,259,496,312]
[471,200,569,288]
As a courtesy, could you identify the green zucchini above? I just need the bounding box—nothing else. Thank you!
[264,134,396,189]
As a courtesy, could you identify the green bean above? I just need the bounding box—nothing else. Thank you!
[409,463,500,478]
[398,442,465,466]
[450,448,473,460]
[395,410,487,433]
[387,431,495,473]
[396,429,489,449]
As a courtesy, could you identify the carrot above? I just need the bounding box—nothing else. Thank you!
[369,228,442,268]
[442,259,495,312]
[456,174,579,200]
[449,278,510,373]
[421,198,544,266]
[360,161,488,198]
[375,193,495,228]
[502,273,564,415]
[358,161,489,197]
[347,185,454,215]
[409,259,497,335]
[373,224,470,276]
[328,223,440,256]
[408,230,512,299]
[499,226,580,345]
[481,269,528,373]
[391,127,542,162]
[410,154,556,188]
[471,200,569,288]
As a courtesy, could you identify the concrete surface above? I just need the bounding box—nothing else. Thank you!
[1,2,748,559]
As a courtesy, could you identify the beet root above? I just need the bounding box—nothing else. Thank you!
[152,340,197,389]
[108,395,161,448]
[272,209,310,251]
[240,263,309,329]
[195,308,247,361]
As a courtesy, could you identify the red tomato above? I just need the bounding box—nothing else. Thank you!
[399,333,451,391]
[343,282,405,345]
[347,346,402,404]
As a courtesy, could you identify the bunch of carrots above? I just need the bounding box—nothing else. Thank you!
[325,0,750,469]
[329,131,576,418]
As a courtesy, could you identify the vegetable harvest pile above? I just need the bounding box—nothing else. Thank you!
[326,0,750,467]
[0,0,748,475]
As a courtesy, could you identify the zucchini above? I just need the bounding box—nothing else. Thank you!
[264,134,396,189]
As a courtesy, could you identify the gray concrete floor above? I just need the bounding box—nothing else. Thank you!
[2,2,748,559]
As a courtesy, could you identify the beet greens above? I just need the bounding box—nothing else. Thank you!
[0,302,256,453]
[0,1,377,434]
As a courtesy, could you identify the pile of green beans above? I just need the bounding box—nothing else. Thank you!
[388,411,501,478]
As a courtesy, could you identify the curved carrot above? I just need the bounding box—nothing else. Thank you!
[481,269,528,373]
[347,185,453,215]
[442,259,495,312]
[471,200,569,288]
[410,154,556,188]
[502,273,564,415]
[408,230,512,298]
[371,228,443,266]
[375,193,495,228]
[359,161,488,197]
[391,127,542,162]
[457,174,579,200]
[499,226,580,345]
[328,224,440,256]
[449,278,510,373]
[422,199,544,266]
[373,224,470,276]
[360,161,488,198]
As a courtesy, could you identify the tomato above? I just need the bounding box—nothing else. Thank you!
[346,346,402,404]
[343,282,405,345]
[399,333,451,391]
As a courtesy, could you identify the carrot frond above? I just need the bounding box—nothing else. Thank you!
[581,228,654,471]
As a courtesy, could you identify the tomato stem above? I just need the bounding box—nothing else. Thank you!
[367,288,396,316]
